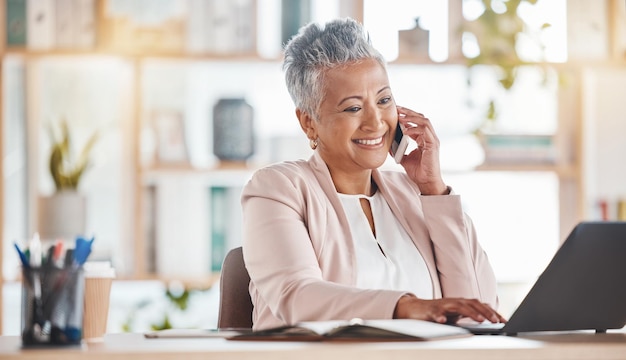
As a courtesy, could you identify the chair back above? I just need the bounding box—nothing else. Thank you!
[218,246,253,329]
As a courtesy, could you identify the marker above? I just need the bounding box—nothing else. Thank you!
[53,240,65,268]
[29,233,42,268]
[28,233,46,340]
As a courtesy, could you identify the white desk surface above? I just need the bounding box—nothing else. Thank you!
[1,330,626,360]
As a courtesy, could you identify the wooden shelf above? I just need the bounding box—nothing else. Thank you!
[389,57,626,69]
[142,166,255,187]
[1,47,280,62]
[391,54,467,66]
[144,161,253,173]
[475,163,578,179]
[116,273,221,291]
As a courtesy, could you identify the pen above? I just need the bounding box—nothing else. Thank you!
[64,249,74,268]
[73,236,94,266]
[45,245,55,268]
[13,242,29,268]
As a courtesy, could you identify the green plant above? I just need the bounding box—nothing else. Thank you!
[149,289,192,331]
[48,119,98,191]
[121,286,204,332]
[461,0,551,133]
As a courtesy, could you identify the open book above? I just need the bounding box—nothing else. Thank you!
[228,319,471,342]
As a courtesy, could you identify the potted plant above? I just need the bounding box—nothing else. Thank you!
[461,0,556,164]
[38,120,98,240]
[461,0,551,134]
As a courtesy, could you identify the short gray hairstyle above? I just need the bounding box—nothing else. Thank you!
[282,18,386,119]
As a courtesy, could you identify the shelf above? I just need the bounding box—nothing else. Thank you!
[391,54,467,66]
[1,47,279,62]
[144,160,253,172]
[117,273,221,291]
[389,57,626,70]
[0,272,219,291]
[142,165,255,187]
[552,59,626,69]
[475,163,578,178]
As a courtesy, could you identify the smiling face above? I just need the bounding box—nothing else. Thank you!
[299,58,397,182]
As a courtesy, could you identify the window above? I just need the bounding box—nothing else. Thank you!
[365,1,566,298]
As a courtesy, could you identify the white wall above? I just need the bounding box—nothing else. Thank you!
[582,68,626,219]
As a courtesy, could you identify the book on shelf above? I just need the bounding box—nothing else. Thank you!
[26,0,55,50]
[480,133,557,165]
[23,0,96,50]
[74,0,97,49]
[185,0,256,54]
[210,186,227,273]
[101,0,185,53]
[566,0,610,61]
[281,0,310,46]
[55,0,76,48]
[145,179,246,278]
[143,184,157,274]
[209,185,244,272]
[228,319,471,342]
[6,0,27,46]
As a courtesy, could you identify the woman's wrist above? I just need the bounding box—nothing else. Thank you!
[419,183,450,196]
[393,294,418,319]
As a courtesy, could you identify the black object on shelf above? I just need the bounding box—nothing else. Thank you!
[212,98,255,162]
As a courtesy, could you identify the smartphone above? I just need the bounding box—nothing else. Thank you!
[390,122,409,163]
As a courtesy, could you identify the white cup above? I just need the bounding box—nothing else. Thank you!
[82,261,115,342]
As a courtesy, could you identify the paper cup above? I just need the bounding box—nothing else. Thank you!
[82,261,115,342]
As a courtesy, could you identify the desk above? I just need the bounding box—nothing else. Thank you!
[1,331,626,360]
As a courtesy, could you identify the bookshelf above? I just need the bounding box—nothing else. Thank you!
[0,0,363,334]
[1,0,626,334]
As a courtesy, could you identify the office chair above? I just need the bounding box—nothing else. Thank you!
[217,246,254,329]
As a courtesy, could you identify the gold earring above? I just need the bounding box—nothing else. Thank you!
[309,139,318,150]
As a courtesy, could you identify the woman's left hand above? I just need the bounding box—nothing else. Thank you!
[395,106,447,195]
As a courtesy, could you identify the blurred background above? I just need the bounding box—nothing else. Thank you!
[1,0,625,334]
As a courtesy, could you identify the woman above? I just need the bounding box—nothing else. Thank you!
[241,18,505,330]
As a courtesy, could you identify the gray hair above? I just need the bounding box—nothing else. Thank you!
[282,18,387,119]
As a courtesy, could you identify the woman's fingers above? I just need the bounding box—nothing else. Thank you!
[397,106,432,128]
[396,106,439,147]
[395,296,507,324]
[455,299,503,323]
[396,105,424,118]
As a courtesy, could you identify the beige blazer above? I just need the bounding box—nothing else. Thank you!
[241,151,498,330]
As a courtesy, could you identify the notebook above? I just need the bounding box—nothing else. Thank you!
[461,221,626,335]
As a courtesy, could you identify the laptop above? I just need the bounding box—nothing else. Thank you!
[461,221,626,335]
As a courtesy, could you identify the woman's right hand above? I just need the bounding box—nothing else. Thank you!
[393,294,507,324]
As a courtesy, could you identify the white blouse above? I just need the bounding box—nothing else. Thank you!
[338,191,433,299]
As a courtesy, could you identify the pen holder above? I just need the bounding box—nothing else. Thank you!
[21,265,85,347]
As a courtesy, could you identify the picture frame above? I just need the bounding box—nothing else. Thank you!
[151,110,189,166]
